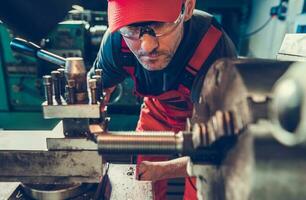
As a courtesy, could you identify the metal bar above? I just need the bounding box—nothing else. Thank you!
[47,138,98,151]
[67,79,76,104]
[0,151,103,184]
[89,79,98,104]
[43,75,53,105]
[51,70,62,104]
[37,49,66,66]
[97,132,182,154]
[42,102,100,118]
[92,75,102,102]
[57,68,66,96]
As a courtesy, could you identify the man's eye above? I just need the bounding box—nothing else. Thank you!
[151,22,164,29]
[127,26,140,32]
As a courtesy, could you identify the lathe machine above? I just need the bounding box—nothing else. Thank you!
[1,35,306,199]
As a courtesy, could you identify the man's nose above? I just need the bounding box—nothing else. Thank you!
[140,34,159,53]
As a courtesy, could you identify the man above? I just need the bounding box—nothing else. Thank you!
[89,0,236,199]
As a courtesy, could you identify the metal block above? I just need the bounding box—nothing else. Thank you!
[47,138,98,150]
[0,151,103,184]
[278,34,306,59]
[0,124,102,184]
[0,122,64,151]
[42,102,100,118]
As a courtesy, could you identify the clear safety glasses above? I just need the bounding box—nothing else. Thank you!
[119,4,186,40]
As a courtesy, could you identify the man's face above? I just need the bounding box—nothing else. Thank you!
[123,20,185,71]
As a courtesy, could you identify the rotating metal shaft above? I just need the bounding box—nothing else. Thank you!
[97,132,183,155]
[96,109,244,158]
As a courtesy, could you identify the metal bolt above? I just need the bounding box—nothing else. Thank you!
[43,75,53,105]
[89,79,98,104]
[92,75,102,101]
[57,68,66,95]
[51,71,61,104]
[67,79,76,104]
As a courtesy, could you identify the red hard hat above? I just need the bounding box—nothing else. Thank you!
[108,0,184,33]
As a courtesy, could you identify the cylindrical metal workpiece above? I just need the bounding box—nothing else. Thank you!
[51,70,61,104]
[67,79,76,104]
[92,75,102,101]
[43,75,53,105]
[97,132,182,154]
[88,79,97,104]
[65,57,88,104]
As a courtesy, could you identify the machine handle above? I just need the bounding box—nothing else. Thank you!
[10,38,40,57]
[10,37,66,67]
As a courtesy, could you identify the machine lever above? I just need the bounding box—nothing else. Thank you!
[10,37,66,67]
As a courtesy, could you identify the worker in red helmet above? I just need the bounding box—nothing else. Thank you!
[89,0,236,199]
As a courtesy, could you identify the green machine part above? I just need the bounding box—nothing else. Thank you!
[0,21,139,131]
[46,21,87,59]
[0,23,58,130]
[0,25,9,111]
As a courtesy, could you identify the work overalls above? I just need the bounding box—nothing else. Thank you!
[121,24,222,200]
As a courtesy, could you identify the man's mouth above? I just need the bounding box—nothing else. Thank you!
[141,53,163,61]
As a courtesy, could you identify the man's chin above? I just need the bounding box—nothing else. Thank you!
[140,60,169,71]
[142,64,167,71]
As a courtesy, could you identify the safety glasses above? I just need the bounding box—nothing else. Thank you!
[119,4,186,40]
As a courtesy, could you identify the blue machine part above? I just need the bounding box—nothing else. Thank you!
[297,25,306,33]
[295,14,306,33]
[295,0,306,33]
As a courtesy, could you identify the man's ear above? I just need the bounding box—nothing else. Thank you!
[184,0,196,21]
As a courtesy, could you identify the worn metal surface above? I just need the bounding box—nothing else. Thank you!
[191,58,256,200]
[193,58,252,124]
[42,102,100,119]
[0,122,103,184]
[21,183,93,200]
[0,151,103,184]
[0,183,101,200]
[251,133,306,200]
[0,165,153,200]
[232,59,292,98]
[62,118,90,137]
[108,164,153,200]
[47,138,98,151]
[64,57,88,104]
